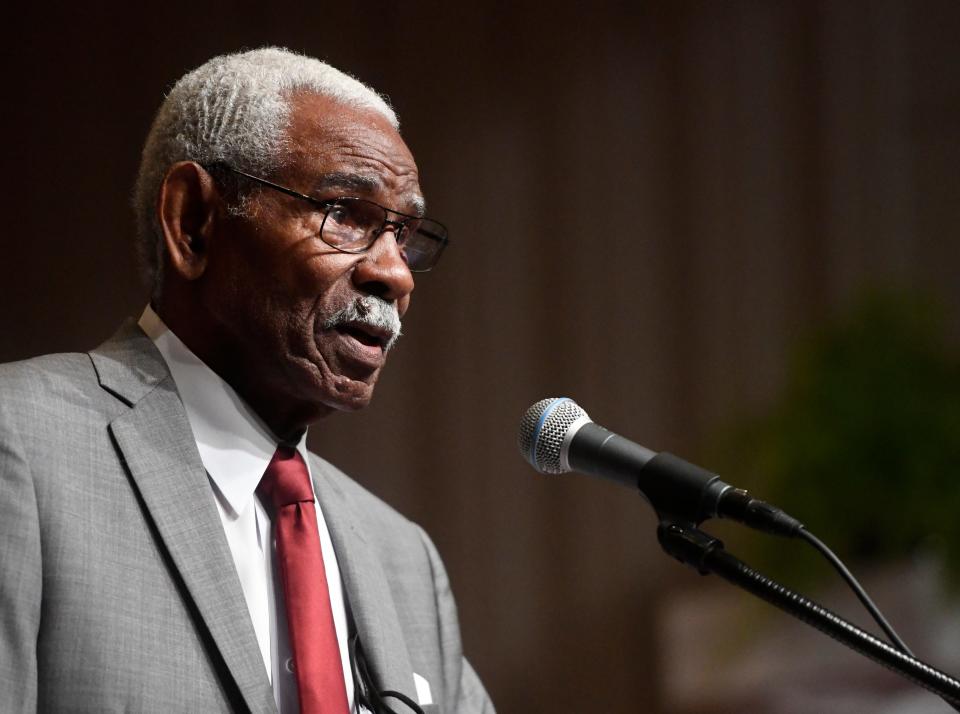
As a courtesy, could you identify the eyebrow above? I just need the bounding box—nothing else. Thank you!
[314,171,427,217]
[315,171,380,195]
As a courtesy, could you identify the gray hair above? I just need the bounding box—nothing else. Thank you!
[132,47,398,296]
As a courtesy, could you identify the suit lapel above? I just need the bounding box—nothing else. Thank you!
[310,460,418,705]
[91,323,275,714]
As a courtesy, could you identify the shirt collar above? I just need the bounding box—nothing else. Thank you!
[138,305,312,518]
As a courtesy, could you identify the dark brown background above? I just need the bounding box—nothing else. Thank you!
[2,1,959,712]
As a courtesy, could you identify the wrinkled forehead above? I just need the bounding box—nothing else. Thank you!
[282,92,425,215]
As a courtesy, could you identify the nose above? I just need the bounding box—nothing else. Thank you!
[351,228,415,303]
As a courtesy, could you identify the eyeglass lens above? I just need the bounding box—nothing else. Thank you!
[322,198,446,272]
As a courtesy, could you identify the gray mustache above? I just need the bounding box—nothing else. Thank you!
[323,296,402,352]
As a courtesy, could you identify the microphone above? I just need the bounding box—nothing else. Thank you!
[518,397,803,537]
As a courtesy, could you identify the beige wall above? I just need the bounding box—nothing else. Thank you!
[2,1,958,711]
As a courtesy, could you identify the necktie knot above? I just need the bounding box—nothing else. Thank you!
[257,445,314,509]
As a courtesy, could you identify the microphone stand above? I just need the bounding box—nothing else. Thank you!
[657,521,960,707]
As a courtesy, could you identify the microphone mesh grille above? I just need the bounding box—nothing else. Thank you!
[518,398,589,474]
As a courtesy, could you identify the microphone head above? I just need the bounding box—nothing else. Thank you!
[518,397,591,475]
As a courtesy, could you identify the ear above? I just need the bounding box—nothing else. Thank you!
[157,161,219,281]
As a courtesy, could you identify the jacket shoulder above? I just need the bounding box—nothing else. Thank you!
[0,352,103,408]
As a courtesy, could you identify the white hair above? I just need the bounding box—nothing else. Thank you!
[132,47,399,295]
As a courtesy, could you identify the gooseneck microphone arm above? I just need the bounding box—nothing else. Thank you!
[659,522,960,709]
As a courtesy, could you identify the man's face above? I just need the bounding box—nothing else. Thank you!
[201,92,420,420]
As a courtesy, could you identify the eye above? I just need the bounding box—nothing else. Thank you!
[324,202,352,225]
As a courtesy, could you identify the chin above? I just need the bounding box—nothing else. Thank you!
[320,376,378,413]
[325,393,373,412]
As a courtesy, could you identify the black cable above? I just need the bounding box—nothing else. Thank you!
[381,690,426,714]
[799,527,913,655]
[349,632,425,714]
[799,527,960,713]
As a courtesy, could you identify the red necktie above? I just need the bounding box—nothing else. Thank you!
[257,446,349,714]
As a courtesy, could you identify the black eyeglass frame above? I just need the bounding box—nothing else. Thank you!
[204,162,449,273]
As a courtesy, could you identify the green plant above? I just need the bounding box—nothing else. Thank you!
[711,291,960,586]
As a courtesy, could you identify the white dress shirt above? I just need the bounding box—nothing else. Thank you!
[139,306,358,713]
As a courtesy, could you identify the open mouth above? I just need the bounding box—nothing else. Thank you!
[334,321,392,350]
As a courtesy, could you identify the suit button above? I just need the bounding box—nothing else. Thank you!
[285,657,295,674]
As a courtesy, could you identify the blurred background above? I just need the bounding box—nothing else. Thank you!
[2,1,959,711]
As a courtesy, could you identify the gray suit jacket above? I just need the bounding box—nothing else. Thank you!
[0,322,494,714]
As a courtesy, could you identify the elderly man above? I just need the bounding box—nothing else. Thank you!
[0,48,494,714]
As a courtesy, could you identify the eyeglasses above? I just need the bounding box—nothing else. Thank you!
[206,163,449,272]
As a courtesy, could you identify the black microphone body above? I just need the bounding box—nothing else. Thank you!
[567,422,725,521]
[521,398,803,537]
